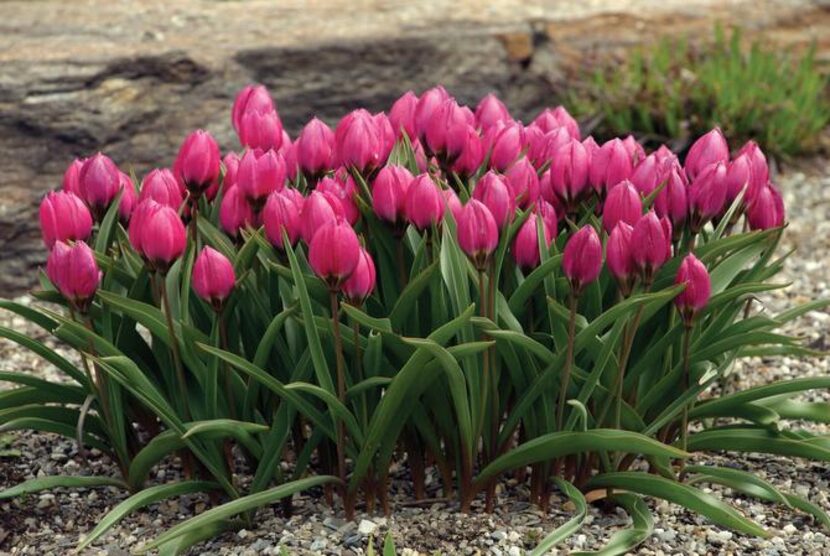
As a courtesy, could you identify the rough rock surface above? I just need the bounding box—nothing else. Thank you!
[1,0,828,295]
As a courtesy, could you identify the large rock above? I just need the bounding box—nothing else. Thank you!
[0,0,826,295]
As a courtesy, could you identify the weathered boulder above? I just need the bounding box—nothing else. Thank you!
[0,0,825,295]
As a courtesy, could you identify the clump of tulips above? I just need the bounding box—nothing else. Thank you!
[2,84,826,555]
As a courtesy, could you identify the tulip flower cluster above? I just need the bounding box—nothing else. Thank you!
[14,83,823,554]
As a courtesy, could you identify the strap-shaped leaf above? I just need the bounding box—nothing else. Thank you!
[573,493,654,556]
[476,430,687,487]
[685,465,790,506]
[0,328,86,384]
[402,337,475,463]
[530,478,587,555]
[78,480,217,550]
[389,259,439,329]
[687,427,830,461]
[586,472,769,538]
[141,475,339,551]
[283,242,335,395]
[692,378,830,419]
[197,344,336,443]
[687,466,830,531]
[0,475,125,499]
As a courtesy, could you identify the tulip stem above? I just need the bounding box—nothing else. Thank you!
[69,307,125,472]
[679,322,693,480]
[159,276,190,422]
[396,239,408,287]
[189,197,200,249]
[614,307,644,433]
[329,290,352,519]
[476,271,490,441]
[556,292,578,432]
[350,315,368,429]
[485,264,499,512]
[597,296,647,434]
[218,309,235,420]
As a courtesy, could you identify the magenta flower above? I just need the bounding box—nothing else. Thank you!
[562,225,602,290]
[192,247,236,307]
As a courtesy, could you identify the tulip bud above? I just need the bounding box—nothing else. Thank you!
[62,158,85,196]
[237,149,286,207]
[442,188,463,223]
[412,139,430,173]
[342,248,376,305]
[485,121,525,171]
[237,109,284,152]
[39,191,93,248]
[174,130,221,195]
[475,93,511,131]
[318,175,359,226]
[606,222,635,292]
[457,199,499,270]
[526,126,571,169]
[630,211,672,280]
[223,153,241,190]
[262,190,302,250]
[405,174,445,230]
[129,199,161,254]
[130,201,186,272]
[424,99,471,161]
[414,86,451,140]
[589,138,634,195]
[654,167,689,232]
[295,118,335,180]
[46,241,101,310]
[118,172,137,224]
[473,171,515,228]
[602,180,642,232]
[627,154,660,197]
[335,109,387,175]
[725,148,766,211]
[738,140,769,189]
[231,84,275,133]
[505,157,540,208]
[746,183,785,230]
[450,126,484,177]
[280,133,299,182]
[548,139,590,211]
[374,112,396,164]
[389,91,419,139]
[562,225,602,290]
[622,136,646,166]
[282,187,305,212]
[536,199,560,234]
[582,136,600,161]
[192,247,236,308]
[654,144,676,164]
[372,165,413,225]
[308,220,361,289]
[532,106,580,139]
[688,161,728,231]
[79,153,121,219]
[674,254,711,322]
[140,168,185,209]
[513,213,552,269]
[219,186,256,239]
[301,190,345,244]
[523,125,546,168]
[685,128,729,180]
[530,110,559,133]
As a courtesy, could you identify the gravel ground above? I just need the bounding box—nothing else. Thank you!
[1,163,829,555]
